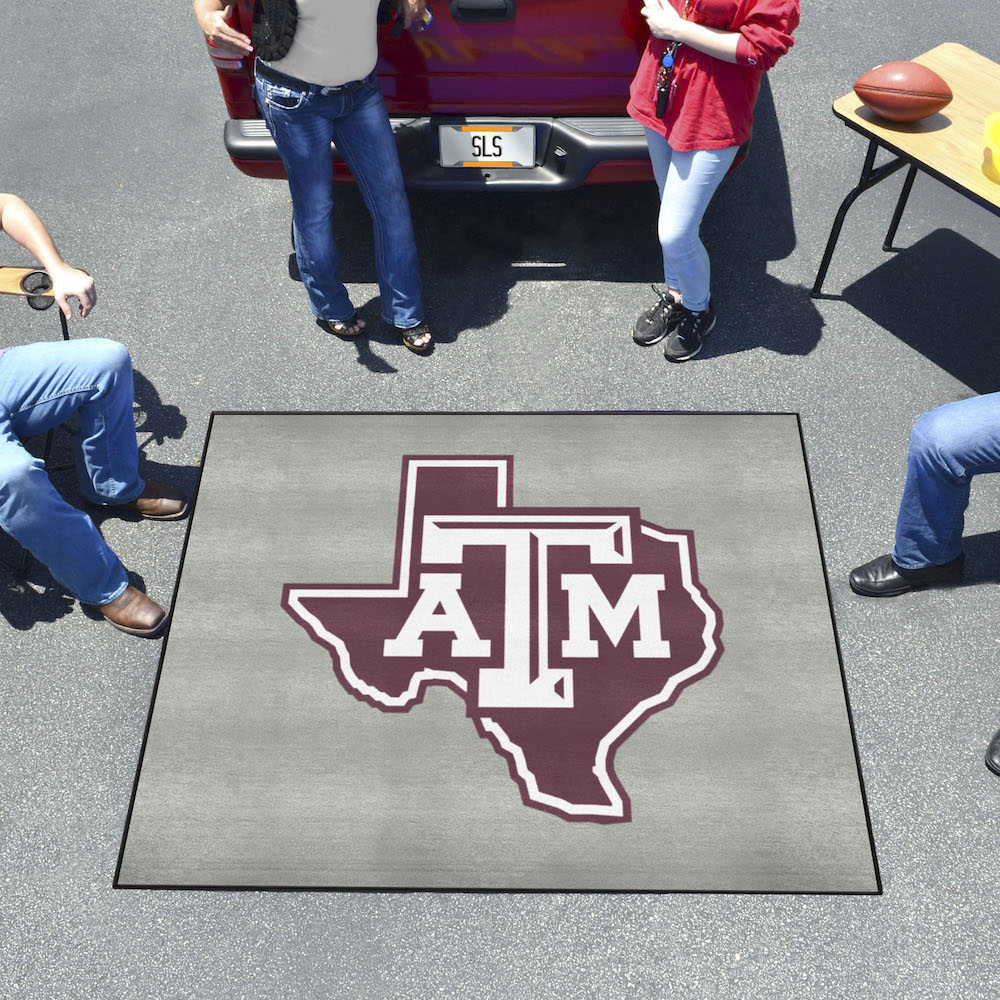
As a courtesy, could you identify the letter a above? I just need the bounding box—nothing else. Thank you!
[383,573,491,658]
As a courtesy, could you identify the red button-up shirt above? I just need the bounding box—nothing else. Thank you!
[627,0,799,151]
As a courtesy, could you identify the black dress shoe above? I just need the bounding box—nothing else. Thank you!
[848,552,964,597]
[986,728,1000,777]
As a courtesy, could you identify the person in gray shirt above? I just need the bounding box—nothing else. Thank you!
[195,0,433,353]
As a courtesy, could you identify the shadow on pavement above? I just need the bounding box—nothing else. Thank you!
[0,572,77,630]
[326,177,665,357]
[842,229,1000,393]
[133,368,187,451]
[962,530,1000,586]
[703,75,824,360]
[0,539,151,630]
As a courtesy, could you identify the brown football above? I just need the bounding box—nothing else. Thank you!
[854,61,953,122]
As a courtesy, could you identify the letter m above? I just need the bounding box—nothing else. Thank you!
[560,574,671,659]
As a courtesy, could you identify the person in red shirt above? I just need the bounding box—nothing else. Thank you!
[628,0,799,361]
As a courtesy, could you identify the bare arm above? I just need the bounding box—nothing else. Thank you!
[193,0,252,57]
[641,0,740,63]
[0,193,96,319]
[671,20,740,62]
[642,0,797,69]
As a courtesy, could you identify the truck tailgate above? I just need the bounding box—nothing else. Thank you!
[377,1,647,116]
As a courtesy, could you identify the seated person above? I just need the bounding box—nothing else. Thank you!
[849,391,999,774]
[849,392,999,596]
[0,193,187,637]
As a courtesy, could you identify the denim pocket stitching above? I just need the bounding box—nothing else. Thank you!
[266,83,307,112]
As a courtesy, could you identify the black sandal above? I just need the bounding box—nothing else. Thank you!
[322,312,366,338]
[397,321,433,354]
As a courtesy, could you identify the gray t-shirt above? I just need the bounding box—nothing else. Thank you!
[262,0,383,88]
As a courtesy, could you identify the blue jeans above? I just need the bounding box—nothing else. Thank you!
[893,392,1000,569]
[644,129,738,312]
[0,338,143,604]
[255,66,424,329]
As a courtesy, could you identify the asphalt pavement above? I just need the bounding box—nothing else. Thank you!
[1,1,999,997]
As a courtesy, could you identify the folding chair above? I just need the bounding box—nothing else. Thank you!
[0,267,71,574]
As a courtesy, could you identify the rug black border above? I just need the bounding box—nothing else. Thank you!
[114,410,883,896]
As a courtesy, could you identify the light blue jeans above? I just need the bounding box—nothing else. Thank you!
[893,392,1000,568]
[255,65,424,329]
[644,129,739,312]
[0,338,143,604]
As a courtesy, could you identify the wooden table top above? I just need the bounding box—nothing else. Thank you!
[833,42,1000,212]
[0,266,53,298]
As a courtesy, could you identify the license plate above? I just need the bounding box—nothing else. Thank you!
[438,124,535,168]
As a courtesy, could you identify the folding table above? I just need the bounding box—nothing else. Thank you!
[812,43,1000,297]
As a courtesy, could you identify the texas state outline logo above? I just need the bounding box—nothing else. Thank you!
[282,456,724,824]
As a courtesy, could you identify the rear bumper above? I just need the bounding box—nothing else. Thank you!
[224,115,653,189]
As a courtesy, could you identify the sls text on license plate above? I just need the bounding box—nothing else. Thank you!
[438,125,535,168]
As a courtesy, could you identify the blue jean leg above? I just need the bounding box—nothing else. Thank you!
[332,82,423,328]
[892,392,1000,568]
[257,77,350,322]
[0,338,142,603]
[0,338,144,504]
[645,129,738,312]
[257,73,423,327]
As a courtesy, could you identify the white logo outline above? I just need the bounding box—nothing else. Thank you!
[284,457,721,821]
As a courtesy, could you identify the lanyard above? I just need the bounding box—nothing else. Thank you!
[654,0,692,117]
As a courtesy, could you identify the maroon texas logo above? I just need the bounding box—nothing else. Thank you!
[282,456,723,824]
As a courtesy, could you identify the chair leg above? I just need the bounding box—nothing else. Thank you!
[12,544,31,575]
[0,535,32,576]
[44,306,76,472]
[41,427,55,465]
[40,422,75,475]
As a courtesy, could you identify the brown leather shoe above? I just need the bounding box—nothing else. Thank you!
[98,586,168,637]
[114,481,189,520]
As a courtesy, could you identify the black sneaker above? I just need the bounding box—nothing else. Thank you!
[632,285,682,346]
[664,299,716,362]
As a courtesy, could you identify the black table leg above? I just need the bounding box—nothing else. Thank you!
[811,139,909,297]
[883,164,918,251]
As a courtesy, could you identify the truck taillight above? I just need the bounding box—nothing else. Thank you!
[207,40,248,72]
[206,2,250,73]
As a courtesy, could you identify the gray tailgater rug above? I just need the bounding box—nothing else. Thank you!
[116,413,880,893]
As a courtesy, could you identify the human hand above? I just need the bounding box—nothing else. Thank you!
[50,265,96,319]
[196,4,252,57]
[396,0,428,30]
[641,0,686,42]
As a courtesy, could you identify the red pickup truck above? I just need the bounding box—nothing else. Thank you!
[208,0,676,189]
